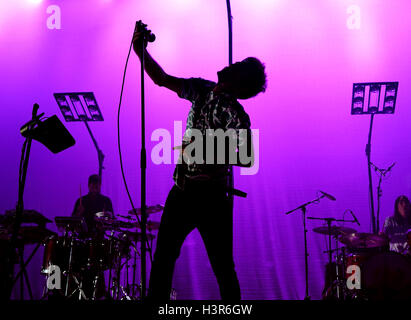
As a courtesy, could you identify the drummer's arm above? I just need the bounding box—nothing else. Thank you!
[72,199,80,216]
[380,218,393,239]
[72,198,84,217]
[107,198,114,218]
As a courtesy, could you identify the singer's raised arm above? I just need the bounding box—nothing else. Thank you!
[133,31,183,96]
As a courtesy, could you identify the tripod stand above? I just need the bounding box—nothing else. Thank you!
[308,216,356,300]
[285,192,335,300]
[6,105,74,299]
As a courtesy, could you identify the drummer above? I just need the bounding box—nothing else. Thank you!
[381,195,411,255]
[72,174,114,238]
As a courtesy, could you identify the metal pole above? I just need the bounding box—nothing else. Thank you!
[366,114,376,234]
[82,120,104,179]
[140,40,148,300]
[302,206,310,300]
[225,0,234,254]
[7,103,39,299]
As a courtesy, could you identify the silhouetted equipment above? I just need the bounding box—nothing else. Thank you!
[285,190,337,300]
[20,115,75,153]
[4,103,74,300]
[54,92,104,178]
[351,82,399,234]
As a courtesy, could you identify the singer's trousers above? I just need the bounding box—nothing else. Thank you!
[148,181,241,300]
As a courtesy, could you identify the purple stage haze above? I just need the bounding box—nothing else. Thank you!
[1,0,411,300]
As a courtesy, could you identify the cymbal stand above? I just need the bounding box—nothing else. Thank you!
[111,244,132,300]
[308,217,349,299]
[118,257,132,300]
[64,234,87,300]
[91,258,106,300]
[308,216,356,300]
[107,230,116,298]
[124,254,132,299]
[131,238,141,298]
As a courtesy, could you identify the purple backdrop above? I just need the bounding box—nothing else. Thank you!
[1,0,411,299]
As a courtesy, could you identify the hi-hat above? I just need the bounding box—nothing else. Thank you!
[313,226,357,236]
[128,204,164,216]
[134,220,161,230]
[118,230,156,242]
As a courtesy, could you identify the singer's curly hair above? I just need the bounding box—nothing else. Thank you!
[219,57,267,99]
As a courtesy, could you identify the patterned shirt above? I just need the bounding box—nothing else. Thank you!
[173,77,251,189]
[382,215,411,254]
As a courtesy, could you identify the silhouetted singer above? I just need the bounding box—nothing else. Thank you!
[133,26,267,300]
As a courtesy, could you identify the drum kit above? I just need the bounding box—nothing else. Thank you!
[41,206,164,300]
[315,224,411,300]
[0,206,164,300]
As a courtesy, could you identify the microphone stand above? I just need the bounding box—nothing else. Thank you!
[365,114,377,234]
[6,104,39,299]
[225,0,235,249]
[138,38,148,301]
[285,194,327,300]
[82,120,105,179]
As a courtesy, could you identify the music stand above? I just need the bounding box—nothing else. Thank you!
[351,82,399,234]
[54,92,105,179]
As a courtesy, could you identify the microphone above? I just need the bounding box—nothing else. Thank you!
[32,103,39,118]
[134,21,156,43]
[385,162,396,174]
[349,210,360,226]
[20,112,45,136]
[319,190,336,201]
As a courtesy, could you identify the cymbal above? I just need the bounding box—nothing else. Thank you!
[55,216,87,234]
[94,211,116,225]
[95,211,114,220]
[113,220,135,229]
[134,220,161,230]
[118,230,156,242]
[338,232,388,249]
[128,204,164,216]
[313,226,357,236]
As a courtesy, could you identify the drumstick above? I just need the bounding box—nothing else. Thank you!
[79,184,82,207]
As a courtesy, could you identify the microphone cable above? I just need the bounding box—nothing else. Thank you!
[116,30,153,263]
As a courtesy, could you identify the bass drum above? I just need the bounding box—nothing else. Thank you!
[362,251,411,300]
[41,236,87,274]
